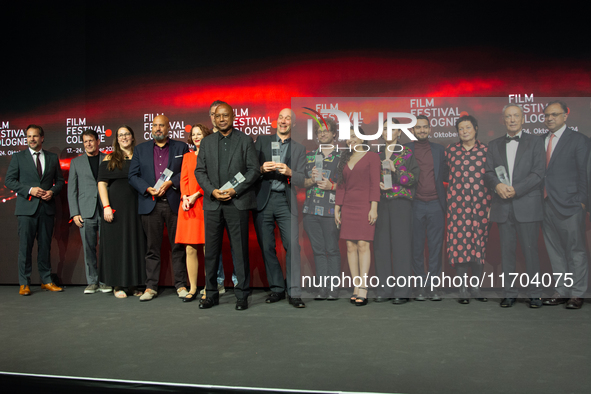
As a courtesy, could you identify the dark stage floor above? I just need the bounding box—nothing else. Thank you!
[1,285,590,394]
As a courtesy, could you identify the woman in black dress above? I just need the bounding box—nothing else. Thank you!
[98,126,146,298]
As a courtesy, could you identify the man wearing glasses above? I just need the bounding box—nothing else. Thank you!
[541,101,589,309]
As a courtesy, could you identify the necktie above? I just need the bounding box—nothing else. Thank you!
[544,133,555,198]
[34,152,42,179]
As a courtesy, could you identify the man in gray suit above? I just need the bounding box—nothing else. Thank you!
[195,103,260,310]
[68,129,112,294]
[5,124,65,295]
[484,104,545,308]
[541,101,589,309]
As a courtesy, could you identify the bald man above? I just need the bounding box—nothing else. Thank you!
[129,114,189,301]
[195,103,260,310]
[254,108,306,308]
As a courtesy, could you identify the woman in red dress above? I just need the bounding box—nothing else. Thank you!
[444,115,492,304]
[335,127,381,306]
[175,124,212,302]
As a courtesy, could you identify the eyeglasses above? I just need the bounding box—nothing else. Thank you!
[118,133,131,138]
[544,112,564,119]
[316,129,332,135]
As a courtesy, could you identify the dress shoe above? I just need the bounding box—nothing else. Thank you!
[392,298,409,305]
[314,291,328,300]
[265,292,286,303]
[19,285,31,296]
[471,287,488,302]
[529,298,543,308]
[139,288,157,302]
[458,286,470,304]
[374,296,390,303]
[199,296,219,309]
[430,291,442,301]
[288,296,306,308]
[543,293,567,306]
[500,298,516,308]
[41,283,63,292]
[566,297,584,309]
[235,298,248,311]
[415,292,426,301]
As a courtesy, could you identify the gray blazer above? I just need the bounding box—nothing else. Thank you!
[484,132,545,223]
[195,129,260,211]
[67,152,106,219]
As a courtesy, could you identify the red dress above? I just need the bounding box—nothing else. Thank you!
[175,151,205,244]
[444,141,492,266]
[335,152,381,241]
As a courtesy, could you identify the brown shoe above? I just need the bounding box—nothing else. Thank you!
[542,293,566,306]
[19,285,31,296]
[41,283,63,292]
[566,297,584,309]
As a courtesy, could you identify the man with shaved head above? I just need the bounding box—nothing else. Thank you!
[254,108,307,308]
[129,114,189,301]
[196,103,260,310]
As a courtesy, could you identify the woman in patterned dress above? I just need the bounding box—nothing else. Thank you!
[444,115,492,304]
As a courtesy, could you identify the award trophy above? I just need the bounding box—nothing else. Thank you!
[315,154,324,181]
[382,160,393,189]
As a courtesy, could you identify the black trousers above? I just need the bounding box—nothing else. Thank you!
[17,203,54,285]
[204,203,251,300]
[374,198,413,297]
[303,213,341,293]
[141,200,187,291]
[254,191,301,297]
[542,199,588,297]
[497,205,541,298]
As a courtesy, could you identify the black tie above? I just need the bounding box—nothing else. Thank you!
[34,152,42,178]
[505,135,520,143]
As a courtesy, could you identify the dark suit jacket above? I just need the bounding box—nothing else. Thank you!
[484,132,545,223]
[254,134,305,213]
[404,141,446,212]
[195,129,259,211]
[128,138,188,215]
[543,128,589,217]
[4,149,65,216]
[67,152,106,218]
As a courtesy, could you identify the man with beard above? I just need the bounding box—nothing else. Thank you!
[129,115,189,301]
[5,124,65,295]
[405,115,446,301]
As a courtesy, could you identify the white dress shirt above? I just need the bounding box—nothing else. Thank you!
[506,131,522,186]
[28,147,45,195]
[544,124,566,157]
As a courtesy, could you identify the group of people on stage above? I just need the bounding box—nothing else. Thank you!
[5,99,589,310]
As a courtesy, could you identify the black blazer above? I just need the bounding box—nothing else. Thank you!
[195,129,260,211]
[128,138,189,215]
[543,128,589,217]
[404,141,446,212]
[484,132,545,223]
[4,149,64,216]
[254,134,306,213]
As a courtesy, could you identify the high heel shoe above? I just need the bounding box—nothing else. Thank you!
[350,294,358,304]
[183,292,197,303]
[355,288,368,306]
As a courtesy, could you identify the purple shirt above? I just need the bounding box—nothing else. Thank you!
[153,139,170,180]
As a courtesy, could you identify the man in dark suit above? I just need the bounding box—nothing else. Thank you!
[254,108,306,308]
[541,101,589,309]
[68,129,112,294]
[129,115,189,301]
[195,103,260,310]
[5,124,65,295]
[405,115,446,301]
[484,104,545,308]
